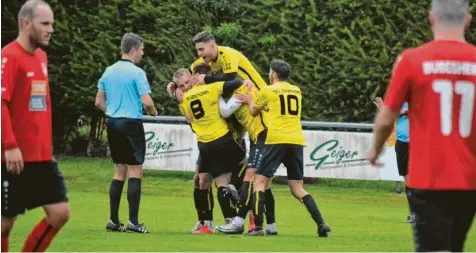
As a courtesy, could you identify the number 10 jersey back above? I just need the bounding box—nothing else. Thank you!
[384,40,476,190]
[254,81,306,146]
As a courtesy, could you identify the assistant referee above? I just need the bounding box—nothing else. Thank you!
[95,32,158,234]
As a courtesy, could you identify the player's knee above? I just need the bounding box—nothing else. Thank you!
[288,180,307,200]
[265,178,273,190]
[198,174,211,190]
[1,216,16,235]
[45,203,71,228]
[243,169,256,182]
[213,174,228,188]
[252,175,267,192]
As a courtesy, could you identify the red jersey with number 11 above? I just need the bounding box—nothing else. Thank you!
[1,41,53,162]
[384,40,476,190]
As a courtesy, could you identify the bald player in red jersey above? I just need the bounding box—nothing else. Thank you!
[1,1,70,252]
[369,0,476,251]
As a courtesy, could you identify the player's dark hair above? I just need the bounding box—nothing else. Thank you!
[18,0,51,30]
[270,59,292,81]
[121,33,144,54]
[192,32,215,44]
[193,63,211,75]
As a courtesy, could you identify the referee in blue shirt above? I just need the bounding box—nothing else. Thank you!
[95,32,157,234]
[375,98,412,223]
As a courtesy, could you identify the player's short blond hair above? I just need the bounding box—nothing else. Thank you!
[172,68,191,84]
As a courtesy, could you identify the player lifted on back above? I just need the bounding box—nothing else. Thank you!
[190,31,277,230]
[368,0,476,251]
[190,31,267,90]
[236,59,331,237]
[1,1,71,251]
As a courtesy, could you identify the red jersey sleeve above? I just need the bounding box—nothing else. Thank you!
[384,50,414,112]
[1,54,18,149]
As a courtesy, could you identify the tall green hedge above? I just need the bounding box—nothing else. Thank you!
[1,0,475,152]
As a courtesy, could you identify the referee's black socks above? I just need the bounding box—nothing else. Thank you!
[302,194,325,226]
[109,179,125,224]
[127,177,142,225]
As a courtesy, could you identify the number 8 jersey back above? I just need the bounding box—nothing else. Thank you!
[384,40,476,190]
[254,81,306,146]
[183,82,229,143]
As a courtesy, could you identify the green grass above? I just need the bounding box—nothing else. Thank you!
[8,156,476,252]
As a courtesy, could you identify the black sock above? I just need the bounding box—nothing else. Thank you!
[127,178,142,225]
[217,186,237,219]
[199,189,213,221]
[251,191,265,229]
[109,179,124,224]
[194,188,205,221]
[237,181,252,218]
[207,188,214,220]
[302,194,325,226]
[264,189,275,224]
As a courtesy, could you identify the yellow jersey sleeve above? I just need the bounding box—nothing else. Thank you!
[190,58,205,73]
[219,48,240,74]
[254,88,270,110]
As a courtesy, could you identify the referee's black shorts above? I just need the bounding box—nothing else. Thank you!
[407,188,476,252]
[395,140,409,176]
[107,117,145,165]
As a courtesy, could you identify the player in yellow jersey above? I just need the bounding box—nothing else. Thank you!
[236,59,332,237]
[214,81,279,235]
[190,31,267,91]
[171,67,246,233]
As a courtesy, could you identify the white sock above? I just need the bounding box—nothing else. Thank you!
[233,217,245,226]
[267,223,276,231]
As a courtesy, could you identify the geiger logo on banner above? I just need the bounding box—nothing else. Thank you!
[144,131,192,160]
[308,140,368,170]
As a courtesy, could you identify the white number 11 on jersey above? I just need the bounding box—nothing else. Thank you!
[432,80,475,138]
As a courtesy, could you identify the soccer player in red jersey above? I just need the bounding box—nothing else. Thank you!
[1,1,70,252]
[368,0,476,251]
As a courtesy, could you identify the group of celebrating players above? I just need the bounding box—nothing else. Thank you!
[166,32,332,237]
[1,0,475,251]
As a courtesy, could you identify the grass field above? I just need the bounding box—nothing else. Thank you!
[7,156,476,252]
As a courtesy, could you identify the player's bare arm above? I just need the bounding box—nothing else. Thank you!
[368,106,400,166]
[235,92,260,116]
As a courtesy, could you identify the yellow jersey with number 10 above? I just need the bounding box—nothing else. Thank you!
[254,81,306,146]
[182,82,229,143]
[191,46,267,90]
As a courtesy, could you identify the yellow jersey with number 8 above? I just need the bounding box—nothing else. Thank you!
[182,82,229,143]
[254,81,306,146]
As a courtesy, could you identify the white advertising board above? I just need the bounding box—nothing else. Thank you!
[143,123,403,182]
